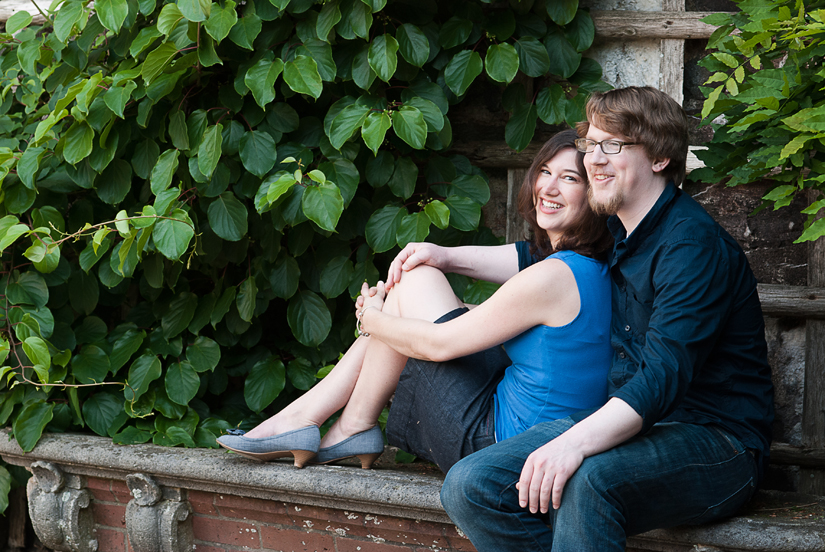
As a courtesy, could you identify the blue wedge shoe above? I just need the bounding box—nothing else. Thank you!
[313,426,384,469]
[216,425,320,468]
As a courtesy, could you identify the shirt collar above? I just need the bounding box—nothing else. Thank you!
[608,182,678,259]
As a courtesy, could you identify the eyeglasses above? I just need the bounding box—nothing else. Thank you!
[574,138,637,155]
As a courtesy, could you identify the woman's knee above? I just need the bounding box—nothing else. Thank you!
[391,266,460,319]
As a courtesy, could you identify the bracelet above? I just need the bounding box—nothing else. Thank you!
[357,306,379,337]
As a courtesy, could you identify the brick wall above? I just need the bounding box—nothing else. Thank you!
[84,476,476,552]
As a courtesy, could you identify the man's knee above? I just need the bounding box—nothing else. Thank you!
[441,454,495,517]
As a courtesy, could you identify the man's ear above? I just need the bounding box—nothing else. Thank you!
[652,158,670,173]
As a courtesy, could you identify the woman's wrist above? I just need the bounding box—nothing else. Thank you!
[357,305,380,337]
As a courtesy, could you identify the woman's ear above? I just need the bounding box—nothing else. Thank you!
[652,158,671,173]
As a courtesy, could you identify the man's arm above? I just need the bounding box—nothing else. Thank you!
[385,243,519,289]
[517,398,642,513]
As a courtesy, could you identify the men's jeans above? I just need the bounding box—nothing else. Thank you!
[441,418,757,552]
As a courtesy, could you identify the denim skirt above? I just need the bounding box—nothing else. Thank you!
[385,307,511,473]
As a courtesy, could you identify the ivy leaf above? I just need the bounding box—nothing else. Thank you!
[208,192,248,241]
[0,217,30,253]
[397,212,430,248]
[104,81,137,119]
[13,401,54,452]
[198,124,223,179]
[205,0,238,43]
[352,45,377,90]
[240,131,277,178]
[82,393,123,437]
[424,200,450,229]
[299,39,337,82]
[264,173,298,204]
[444,50,483,97]
[392,106,427,150]
[228,13,262,50]
[186,336,221,373]
[485,43,519,83]
[110,328,146,374]
[95,0,129,34]
[537,85,567,125]
[388,157,418,200]
[329,104,370,150]
[142,42,179,85]
[402,97,443,132]
[365,205,405,253]
[62,122,94,165]
[17,147,46,190]
[150,149,180,194]
[368,34,399,83]
[515,36,551,78]
[546,0,578,26]
[7,271,48,309]
[245,357,285,412]
[565,10,595,52]
[302,182,344,232]
[545,29,581,79]
[284,56,323,99]
[317,0,342,41]
[287,358,316,391]
[23,336,51,383]
[245,59,284,109]
[97,160,133,205]
[124,353,162,403]
[444,196,481,231]
[451,174,490,205]
[269,254,299,299]
[54,0,85,42]
[163,292,198,339]
[361,110,392,155]
[287,291,332,347]
[5,11,33,35]
[71,344,110,384]
[397,23,429,68]
[157,3,184,35]
[165,361,200,406]
[178,0,211,22]
[236,277,258,322]
[320,256,354,298]
[153,209,195,260]
[439,17,472,49]
[505,103,538,152]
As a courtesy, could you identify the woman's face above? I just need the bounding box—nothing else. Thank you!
[533,148,589,247]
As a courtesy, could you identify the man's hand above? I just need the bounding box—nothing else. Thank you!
[516,438,584,514]
[386,243,447,290]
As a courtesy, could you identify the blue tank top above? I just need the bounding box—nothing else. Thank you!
[493,249,612,442]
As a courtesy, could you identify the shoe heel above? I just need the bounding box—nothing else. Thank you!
[356,452,382,469]
[292,450,317,469]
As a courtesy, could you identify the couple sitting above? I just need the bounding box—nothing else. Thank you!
[219,86,775,551]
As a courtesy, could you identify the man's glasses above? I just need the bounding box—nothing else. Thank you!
[574,138,637,155]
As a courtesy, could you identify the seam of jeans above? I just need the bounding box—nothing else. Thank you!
[686,475,755,525]
[498,480,554,552]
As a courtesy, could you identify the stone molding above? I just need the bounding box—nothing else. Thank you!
[26,461,97,552]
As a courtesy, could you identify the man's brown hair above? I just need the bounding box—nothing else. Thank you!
[517,130,613,261]
[576,86,689,186]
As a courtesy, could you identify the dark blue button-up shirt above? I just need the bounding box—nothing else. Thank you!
[606,183,774,477]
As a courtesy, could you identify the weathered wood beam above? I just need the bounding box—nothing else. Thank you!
[758,284,825,320]
[590,10,727,40]
[771,442,825,469]
[0,0,46,25]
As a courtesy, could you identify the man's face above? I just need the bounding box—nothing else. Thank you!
[583,124,655,216]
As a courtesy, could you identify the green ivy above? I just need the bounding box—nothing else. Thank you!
[695,0,825,242]
[0,0,604,464]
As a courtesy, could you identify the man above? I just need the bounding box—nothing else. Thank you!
[389,86,774,551]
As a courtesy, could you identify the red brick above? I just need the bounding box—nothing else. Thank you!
[259,526,335,552]
[86,478,117,502]
[285,503,363,526]
[191,545,229,552]
[111,480,133,503]
[192,516,261,547]
[95,527,127,552]
[217,506,294,526]
[336,538,412,552]
[92,503,126,528]
[89,487,118,503]
[363,515,445,538]
[217,494,287,514]
[444,526,477,551]
[188,490,219,515]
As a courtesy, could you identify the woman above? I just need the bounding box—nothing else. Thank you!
[217,130,614,472]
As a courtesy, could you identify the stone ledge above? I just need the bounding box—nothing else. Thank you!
[1,430,823,552]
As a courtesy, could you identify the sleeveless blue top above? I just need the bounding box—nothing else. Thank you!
[493,248,612,442]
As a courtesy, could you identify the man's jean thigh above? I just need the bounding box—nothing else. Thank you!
[441,419,758,552]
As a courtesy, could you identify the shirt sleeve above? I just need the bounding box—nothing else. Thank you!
[610,238,736,434]
[515,241,538,272]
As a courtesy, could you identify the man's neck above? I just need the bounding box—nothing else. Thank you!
[616,180,668,236]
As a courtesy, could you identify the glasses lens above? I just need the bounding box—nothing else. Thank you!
[575,139,593,153]
[602,140,621,154]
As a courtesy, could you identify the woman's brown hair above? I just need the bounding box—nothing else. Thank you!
[516,130,613,261]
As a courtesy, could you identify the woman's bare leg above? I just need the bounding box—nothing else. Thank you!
[320,266,463,448]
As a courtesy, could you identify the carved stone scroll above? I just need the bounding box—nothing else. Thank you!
[26,462,97,552]
[125,473,194,552]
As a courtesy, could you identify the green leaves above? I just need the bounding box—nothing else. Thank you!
[287,291,332,347]
[485,43,519,83]
[245,59,284,108]
[392,107,427,150]
[369,34,399,82]
[13,401,54,452]
[444,51,483,97]
[284,57,323,99]
[303,183,344,232]
[208,193,248,242]
[95,0,129,33]
[245,357,285,412]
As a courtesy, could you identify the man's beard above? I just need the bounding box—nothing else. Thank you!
[588,184,623,216]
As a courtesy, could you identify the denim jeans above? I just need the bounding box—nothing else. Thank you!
[441,418,757,552]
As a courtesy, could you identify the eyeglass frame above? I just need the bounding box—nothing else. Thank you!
[574,138,638,155]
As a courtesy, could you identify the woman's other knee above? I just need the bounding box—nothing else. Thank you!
[391,265,460,319]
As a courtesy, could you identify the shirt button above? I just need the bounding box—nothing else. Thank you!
[618,352,626,359]
[624,325,631,332]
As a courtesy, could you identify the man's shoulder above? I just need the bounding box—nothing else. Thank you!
[658,190,735,247]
